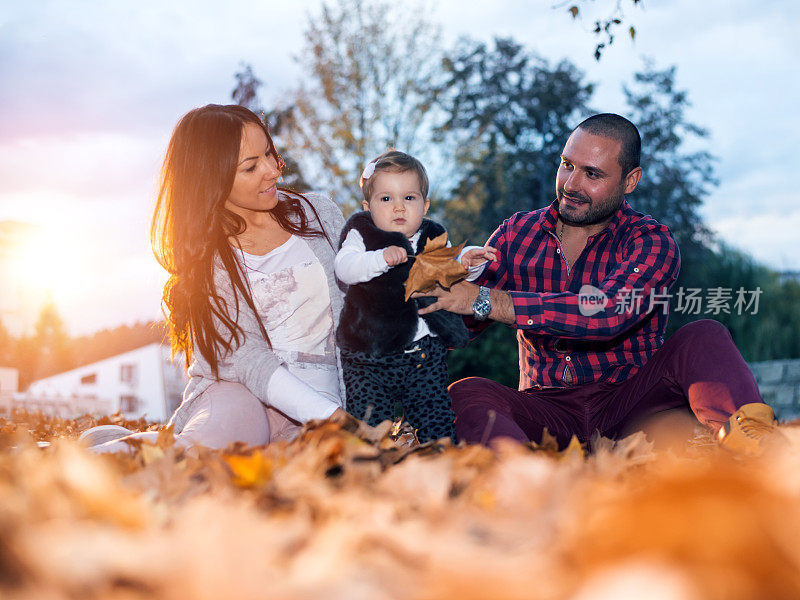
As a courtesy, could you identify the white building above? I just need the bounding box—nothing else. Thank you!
[0,366,19,415]
[20,343,187,422]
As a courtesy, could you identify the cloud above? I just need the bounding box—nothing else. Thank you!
[705,165,796,218]
[0,0,306,140]
[712,209,800,271]
[1,0,797,335]
[0,132,163,200]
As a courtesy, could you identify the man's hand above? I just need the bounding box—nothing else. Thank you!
[460,246,498,269]
[412,280,516,324]
[383,245,408,266]
[412,280,479,316]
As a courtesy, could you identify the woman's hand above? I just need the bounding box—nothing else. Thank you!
[329,408,391,443]
[329,408,361,433]
[383,246,408,266]
[460,246,498,269]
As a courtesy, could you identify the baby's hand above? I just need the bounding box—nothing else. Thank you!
[383,245,408,266]
[460,246,498,269]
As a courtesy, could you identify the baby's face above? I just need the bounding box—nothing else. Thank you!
[362,170,430,238]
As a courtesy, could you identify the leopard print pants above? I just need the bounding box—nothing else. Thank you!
[341,335,456,442]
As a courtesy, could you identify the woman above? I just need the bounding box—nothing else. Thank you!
[82,104,354,450]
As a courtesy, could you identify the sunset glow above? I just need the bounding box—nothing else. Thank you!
[5,221,92,309]
[1,0,796,338]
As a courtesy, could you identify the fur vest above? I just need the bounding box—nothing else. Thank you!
[336,212,470,355]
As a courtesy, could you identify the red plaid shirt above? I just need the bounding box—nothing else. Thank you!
[468,200,680,390]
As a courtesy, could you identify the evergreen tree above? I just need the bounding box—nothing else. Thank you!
[232,63,262,112]
[666,242,800,362]
[622,62,720,334]
[438,37,593,244]
[32,299,73,380]
[13,336,39,391]
[439,38,593,385]
[0,318,11,366]
[624,62,715,252]
[231,63,311,191]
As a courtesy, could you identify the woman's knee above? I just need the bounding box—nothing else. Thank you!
[180,382,270,448]
[203,381,262,407]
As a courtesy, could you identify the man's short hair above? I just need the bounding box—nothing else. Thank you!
[360,149,429,202]
[574,113,641,176]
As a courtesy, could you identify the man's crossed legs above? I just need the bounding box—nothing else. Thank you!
[450,320,767,449]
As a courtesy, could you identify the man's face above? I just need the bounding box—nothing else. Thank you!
[555,129,633,226]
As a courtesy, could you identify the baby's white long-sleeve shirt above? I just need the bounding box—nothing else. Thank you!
[334,226,490,347]
[334,228,487,285]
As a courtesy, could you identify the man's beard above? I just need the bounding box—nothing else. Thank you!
[556,187,625,226]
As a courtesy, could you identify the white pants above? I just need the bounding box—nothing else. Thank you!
[89,382,300,453]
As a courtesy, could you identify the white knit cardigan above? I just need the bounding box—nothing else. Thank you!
[169,192,347,433]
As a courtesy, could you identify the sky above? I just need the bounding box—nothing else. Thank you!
[1,0,798,336]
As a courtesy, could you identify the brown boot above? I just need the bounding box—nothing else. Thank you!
[717,403,780,457]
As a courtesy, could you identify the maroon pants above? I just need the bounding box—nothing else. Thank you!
[449,320,763,448]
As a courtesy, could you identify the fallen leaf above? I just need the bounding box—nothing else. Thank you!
[140,443,165,465]
[156,424,175,448]
[404,232,467,301]
[224,452,274,488]
[531,427,561,454]
[4,407,800,600]
[561,435,585,461]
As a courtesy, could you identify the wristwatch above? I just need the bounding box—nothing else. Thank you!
[472,286,492,321]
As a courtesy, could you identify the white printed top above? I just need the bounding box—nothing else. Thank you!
[237,235,342,417]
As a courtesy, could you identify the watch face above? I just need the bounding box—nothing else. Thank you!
[474,300,491,317]
[472,288,492,319]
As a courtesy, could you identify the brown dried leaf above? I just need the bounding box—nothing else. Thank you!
[6,407,800,600]
[155,424,175,448]
[533,427,560,454]
[404,232,467,301]
[561,435,585,461]
[357,419,394,444]
[140,443,165,465]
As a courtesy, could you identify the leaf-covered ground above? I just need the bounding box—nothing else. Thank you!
[1,410,800,600]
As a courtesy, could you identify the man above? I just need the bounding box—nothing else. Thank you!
[415,113,776,454]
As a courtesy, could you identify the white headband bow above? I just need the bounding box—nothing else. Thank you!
[361,161,377,180]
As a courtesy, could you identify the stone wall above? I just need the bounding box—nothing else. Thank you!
[748,359,800,422]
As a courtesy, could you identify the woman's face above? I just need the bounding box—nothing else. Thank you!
[225,122,281,217]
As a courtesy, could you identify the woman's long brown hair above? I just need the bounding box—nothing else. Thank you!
[151,104,332,375]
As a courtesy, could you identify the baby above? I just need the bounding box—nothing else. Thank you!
[334,150,495,441]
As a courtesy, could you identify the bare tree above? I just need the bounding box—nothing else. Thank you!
[282,0,444,211]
